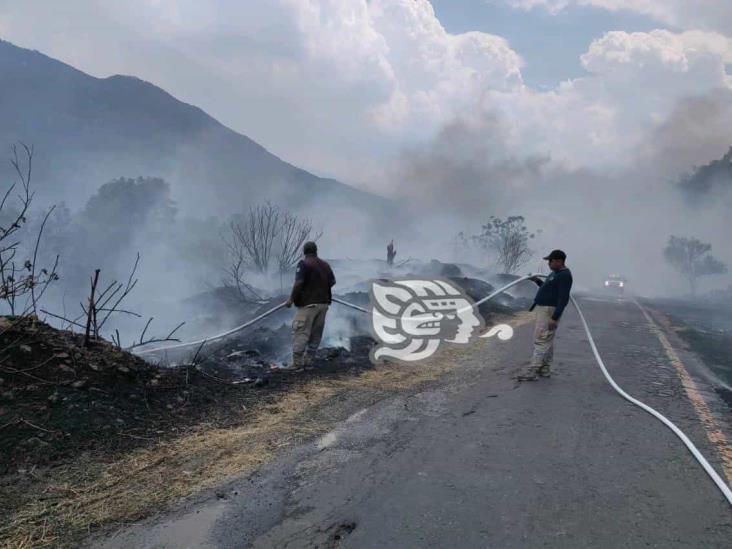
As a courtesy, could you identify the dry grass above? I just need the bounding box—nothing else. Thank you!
[1,313,532,548]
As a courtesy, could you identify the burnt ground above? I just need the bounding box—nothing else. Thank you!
[0,315,375,474]
[645,297,732,410]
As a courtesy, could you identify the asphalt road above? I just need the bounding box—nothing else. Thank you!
[101,294,732,548]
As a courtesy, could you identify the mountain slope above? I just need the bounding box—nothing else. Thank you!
[0,39,390,222]
[680,147,732,203]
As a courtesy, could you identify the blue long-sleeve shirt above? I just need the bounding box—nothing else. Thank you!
[532,267,573,321]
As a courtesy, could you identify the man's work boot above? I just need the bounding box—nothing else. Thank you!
[538,365,551,378]
[516,373,539,382]
[516,365,539,382]
[281,354,305,372]
[303,354,315,370]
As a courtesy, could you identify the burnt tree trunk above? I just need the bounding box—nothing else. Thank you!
[84,269,100,347]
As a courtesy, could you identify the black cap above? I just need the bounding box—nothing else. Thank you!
[303,241,318,255]
[543,249,566,261]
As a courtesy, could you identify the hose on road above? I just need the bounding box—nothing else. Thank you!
[132,273,732,505]
[470,273,732,506]
[571,292,732,506]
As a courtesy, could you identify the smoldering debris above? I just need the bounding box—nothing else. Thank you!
[190,328,377,386]
[143,260,532,386]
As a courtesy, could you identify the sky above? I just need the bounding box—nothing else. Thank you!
[431,0,660,88]
[0,0,731,194]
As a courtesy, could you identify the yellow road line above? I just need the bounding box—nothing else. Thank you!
[635,300,732,486]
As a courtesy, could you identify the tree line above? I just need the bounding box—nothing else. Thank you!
[0,143,320,347]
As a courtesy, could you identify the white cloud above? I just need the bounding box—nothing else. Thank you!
[501,0,732,34]
[581,30,732,84]
[524,29,732,167]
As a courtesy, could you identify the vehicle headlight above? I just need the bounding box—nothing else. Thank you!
[604,281,609,286]
[619,282,624,287]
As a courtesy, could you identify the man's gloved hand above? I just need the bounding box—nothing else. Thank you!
[285,298,293,308]
[548,318,558,331]
[529,275,543,285]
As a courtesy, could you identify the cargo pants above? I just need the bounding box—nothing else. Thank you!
[530,305,556,375]
[292,303,329,367]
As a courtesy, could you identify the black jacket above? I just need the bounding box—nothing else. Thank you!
[531,267,573,321]
[292,255,336,307]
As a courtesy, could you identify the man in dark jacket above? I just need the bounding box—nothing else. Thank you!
[285,241,336,369]
[518,249,573,381]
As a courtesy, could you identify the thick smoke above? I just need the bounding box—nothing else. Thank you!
[640,88,732,180]
[394,112,549,217]
[386,90,732,297]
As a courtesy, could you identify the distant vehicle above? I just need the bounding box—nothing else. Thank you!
[604,274,626,295]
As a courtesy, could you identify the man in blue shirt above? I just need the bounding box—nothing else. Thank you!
[518,249,573,381]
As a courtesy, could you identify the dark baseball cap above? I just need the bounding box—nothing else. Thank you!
[543,249,567,261]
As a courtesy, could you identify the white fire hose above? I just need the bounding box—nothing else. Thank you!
[133,302,288,355]
[481,274,732,506]
[133,273,732,506]
[572,292,732,506]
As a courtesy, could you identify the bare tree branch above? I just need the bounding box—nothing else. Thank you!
[29,205,57,315]
[0,144,58,318]
[97,253,139,332]
[124,318,184,351]
[39,309,87,330]
[223,203,320,300]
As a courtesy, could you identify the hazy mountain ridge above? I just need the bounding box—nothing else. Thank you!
[681,147,732,202]
[0,39,390,220]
